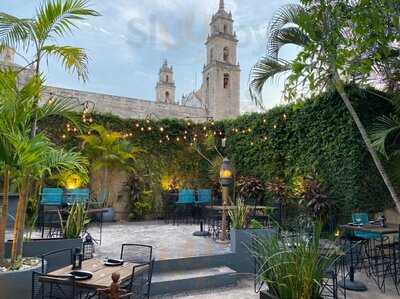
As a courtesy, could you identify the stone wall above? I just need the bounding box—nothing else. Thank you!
[43,86,209,122]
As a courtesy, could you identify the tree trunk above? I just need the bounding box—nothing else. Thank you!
[0,168,10,264]
[11,178,29,264]
[334,75,400,214]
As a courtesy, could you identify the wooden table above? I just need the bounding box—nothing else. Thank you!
[44,259,142,290]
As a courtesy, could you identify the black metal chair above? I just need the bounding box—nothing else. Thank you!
[32,271,77,299]
[41,248,74,273]
[321,254,347,299]
[120,244,153,265]
[123,260,154,299]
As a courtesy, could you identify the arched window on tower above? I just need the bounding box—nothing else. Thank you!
[223,73,229,89]
[166,75,169,83]
[210,48,214,62]
[223,24,227,33]
[223,47,229,63]
[206,76,210,95]
[165,91,170,102]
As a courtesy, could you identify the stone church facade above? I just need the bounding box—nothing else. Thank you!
[1,0,240,122]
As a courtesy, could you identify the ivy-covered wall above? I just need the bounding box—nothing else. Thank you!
[42,87,395,220]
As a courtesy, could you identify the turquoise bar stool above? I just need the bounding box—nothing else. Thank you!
[197,189,212,205]
[64,188,90,205]
[352,213,382,240]
[177,189,195,204]
[41,188,64,205]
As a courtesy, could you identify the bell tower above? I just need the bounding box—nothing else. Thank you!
[201,0,240,120]
[156,60,176,104]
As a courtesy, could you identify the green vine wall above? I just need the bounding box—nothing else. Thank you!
[41,87,395,220]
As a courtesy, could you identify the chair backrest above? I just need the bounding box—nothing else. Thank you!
[177,189,195,204]
[32,271,76,299]
[64,188,90,205]
[197,189,212,204]
[125,260,154,299]
[41,188,64,205]
[352,213,369,225]
[41,248,74,273]
[120,244,153,265]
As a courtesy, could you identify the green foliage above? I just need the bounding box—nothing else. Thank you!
[59,203,89,239]
[228,198,250,229]
[41,87,394,220]
[236,176,265,204]
[128,190,153,220]
[250,219,264,229]
[253,223,336,299]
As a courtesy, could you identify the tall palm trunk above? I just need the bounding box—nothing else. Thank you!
[11,177,29,264]
[0,168,10,264]
[334,73,400,213]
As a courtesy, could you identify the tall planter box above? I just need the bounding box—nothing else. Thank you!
[5,238,82,267]
[230,228,275,273]
[0,262,43,299]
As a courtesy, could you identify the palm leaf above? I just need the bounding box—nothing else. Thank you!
[267,4,305,55]
[0,13,33,50]
[42,45,89,81]
[370,115,400,157]
[268,27,309,57]
[249,56,292,108]
[35,0,100,40]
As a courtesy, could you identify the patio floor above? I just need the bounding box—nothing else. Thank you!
[88,221,231,261]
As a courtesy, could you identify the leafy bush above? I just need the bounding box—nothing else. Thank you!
[236,176,265,205]
[128,191,153,220]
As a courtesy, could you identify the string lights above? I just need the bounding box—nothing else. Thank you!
[61,108,289,147]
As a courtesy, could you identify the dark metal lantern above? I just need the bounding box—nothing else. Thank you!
[82,234,95,260]
[219,158,234,187]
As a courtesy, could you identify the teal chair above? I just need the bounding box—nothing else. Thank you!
[177,189,195,204]
[64,188,90,205]
[197,189,212,205]
[352,213,382,240]
[41,188,64,205]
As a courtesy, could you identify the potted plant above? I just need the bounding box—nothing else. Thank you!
[80,125,142,222]
[254,223,337,299]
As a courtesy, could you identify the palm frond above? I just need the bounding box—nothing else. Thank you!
[370,115,400,157]
[268,27,309,57]
[42,45,89,81]
[267,4,305,56]
[35,0,100,40]
[249,56,292,108]
[36,96,83,131]
[0,13,33,50]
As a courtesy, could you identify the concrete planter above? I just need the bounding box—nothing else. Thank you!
[230,228,274,254]
[0,262,42,299]
[5,238,82,263]
[230,228,275,273]
[101,207,114,222]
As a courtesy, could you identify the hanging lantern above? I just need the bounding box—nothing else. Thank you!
[82,234,95,260]
[219,158,234,187]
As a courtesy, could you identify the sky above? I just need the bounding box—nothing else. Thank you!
[0,0,300,112]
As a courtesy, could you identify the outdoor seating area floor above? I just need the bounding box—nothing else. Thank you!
[151,276,399,299]
[89,221,231,261]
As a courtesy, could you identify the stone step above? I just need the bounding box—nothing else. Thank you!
[150,266,238,296]
[154,252,236,273]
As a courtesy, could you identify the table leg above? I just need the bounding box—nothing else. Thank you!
[339,235,368,291]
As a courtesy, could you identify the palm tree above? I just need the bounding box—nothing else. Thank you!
[250,1,400,213]
[80,125,141,207]
[249,4,310,108]
[0,69,87,266]
[0,0,100,135]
